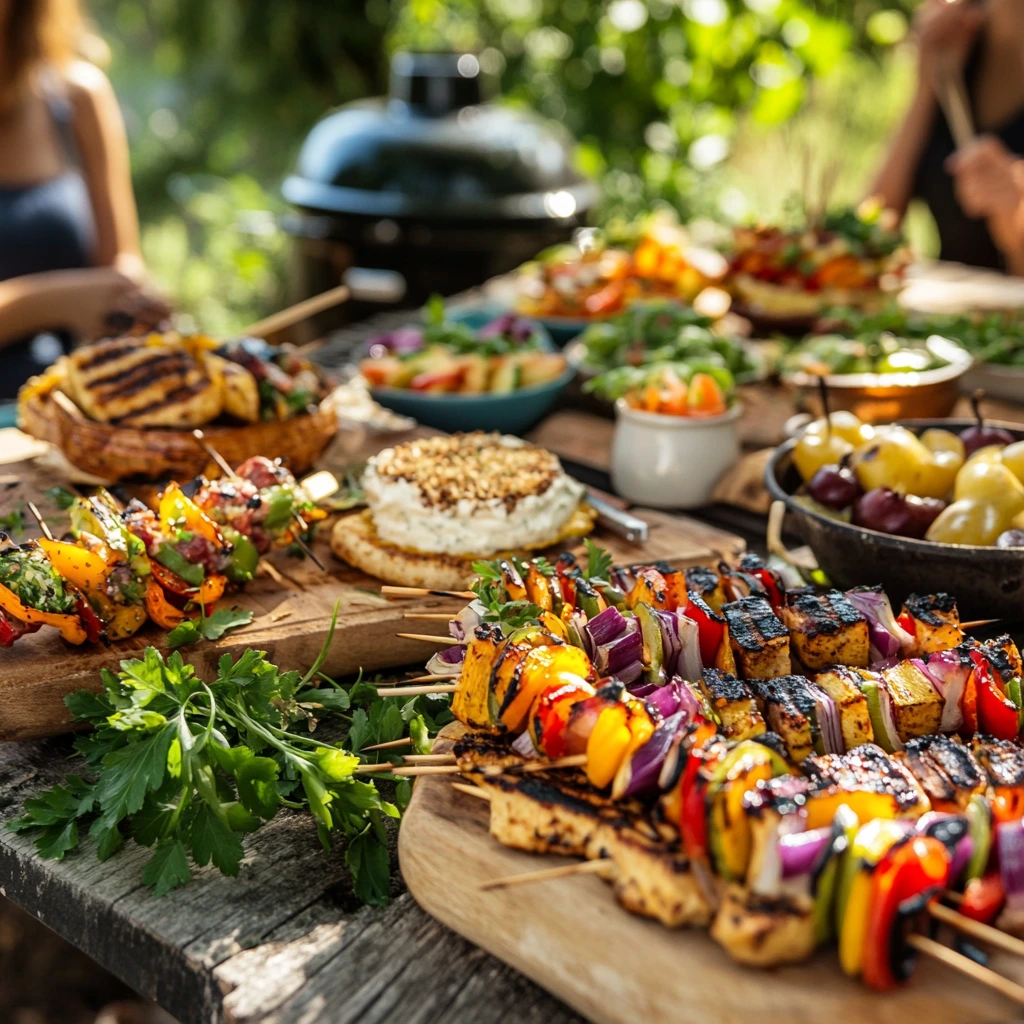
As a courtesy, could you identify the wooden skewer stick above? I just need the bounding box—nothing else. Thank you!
[480,753,589,776]
[26,502,54,541]
[929,901,1024,959]
[241,283,350,340]
[452,782,491,801]
[906,933,1024,1006]
[403,753,456,764]
[961,618,1000,630]
[360,753,588,777]
[480,859,609,892]
[362,737,411,751]
[396,632,464,646]
[404,613,456,621]
[381,585,475,600]
[191,428,327,572]
[376,673,455,687]
[376,684,458,697]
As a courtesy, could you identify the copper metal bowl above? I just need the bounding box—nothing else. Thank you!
[765,418,1024,619]
[782,348,973,424]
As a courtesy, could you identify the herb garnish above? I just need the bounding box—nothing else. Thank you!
[166,607,255,648]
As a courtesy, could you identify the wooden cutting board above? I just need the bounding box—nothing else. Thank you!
[0,444,744,742]
[400,727,1024,1024]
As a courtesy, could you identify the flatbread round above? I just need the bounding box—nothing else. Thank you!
[330,503,598,589]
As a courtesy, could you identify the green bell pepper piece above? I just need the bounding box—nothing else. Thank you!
[859,678,896,754]
[154,544,205,586]
[634,602,663,685]
[223,529,260,584]
[963,794,992,883]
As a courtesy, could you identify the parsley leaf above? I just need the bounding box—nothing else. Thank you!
[187,804,244,877]
[45,486,77,511]
[585,539,614,582]
[0,504,25,537]
[345,825,391,907]
[142,838,192,896]
[167,608,254,648]
[93,726,174,823]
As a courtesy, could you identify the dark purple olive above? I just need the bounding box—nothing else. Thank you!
[996,529,1024,548]
[852,488,945,539]
[808,464,862,510]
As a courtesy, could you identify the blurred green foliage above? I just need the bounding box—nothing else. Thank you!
[89,0,919,331]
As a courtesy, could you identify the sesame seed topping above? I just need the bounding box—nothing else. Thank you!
[369,433,564,512]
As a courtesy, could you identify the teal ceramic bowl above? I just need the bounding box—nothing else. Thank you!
[0,403,17,429]
[371,363,575,435]
[366,307,573,434]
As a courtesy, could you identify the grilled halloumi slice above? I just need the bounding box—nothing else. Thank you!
[879,661,942,741]
[901,593,963,656]
[782,588,869,671]
[896,734,985,811]
[711,885,816,968]
[811,667,874,752]
[699,669,766,740]
[752,675,818,763]
[723,596,791,680]
[206,353,259,422]
[802,743,931,819]
[685,566,726,611]
[64,337,222,426]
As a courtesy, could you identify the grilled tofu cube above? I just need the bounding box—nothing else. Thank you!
[802,743,931,820]
[699,669,766,740]
[901,593,963,656]
[896,735,985,811]
[782,589,869,670]
[711,885,816,967]
[684,566,725,612]
[811,667,874,752]
[880,661,942,741]
[724,596,791,680]
[972,735,1024,790]
[752,675,817,763]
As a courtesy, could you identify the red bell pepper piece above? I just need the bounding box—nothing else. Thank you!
[682,594,725,667]
[896,612,916,639]
[678,724,723,862]
[74,593,106,644]
[862,835,950,992]
[0,607,38,647]
[962,669,979,736]
[750,568,783,612]
[530,679,594,759]
[959,873,1005,924]
[972,652,1018,740]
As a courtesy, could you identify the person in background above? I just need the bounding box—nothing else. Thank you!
[871,0,1024,276]
[0,0,169,400]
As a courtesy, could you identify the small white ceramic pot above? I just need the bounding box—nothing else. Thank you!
[610,399,741,509]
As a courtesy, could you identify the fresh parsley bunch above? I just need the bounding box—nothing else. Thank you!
[8,609,447,904]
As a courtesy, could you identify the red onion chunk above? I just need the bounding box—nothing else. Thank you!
[812,684,844,754]
[925,649,970,732]
[654,610,682,677]
[645,680,685,720]
[586,606,628,647]
[668,675,702,720]
[425,646,465,676]
[779,827,832,879]
[511,732,538,758]
[628,680,659,698]
[676,614,703,683]
[613,711,690,800]
[596,625,642,676]
[846,587,914,660]
[614,660,644,686]
[878,681,905,752]
[999,820,1024,897]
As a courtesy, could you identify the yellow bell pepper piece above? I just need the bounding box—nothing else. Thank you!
[539,611,568,640]
[37,538,109,597]
[524,564,554,612]
[839,871,872,977]
[158,482,225,547]
[501,645,593,733]
[0,583,86,644]
[586,698,655,789]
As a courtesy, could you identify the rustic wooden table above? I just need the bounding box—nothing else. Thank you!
[2,303,1020,1024]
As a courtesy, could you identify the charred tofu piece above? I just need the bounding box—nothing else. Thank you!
[896,735,985,811]
[782,589,869,670]
[880,661,942,741]
[752,675,818,763]
[901,593,963,656]
[699,669,766,740]
[972,735,1024,790]
[685,566,726,612]
[453,729,528,775]
[724,596,791,680]
[811,667,874,752]
[802,743,931,820]
[711,885,816,967]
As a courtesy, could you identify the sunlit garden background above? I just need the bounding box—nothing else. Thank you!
[89,0,935,335]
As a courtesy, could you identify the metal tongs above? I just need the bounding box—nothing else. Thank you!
[585,491,649,545]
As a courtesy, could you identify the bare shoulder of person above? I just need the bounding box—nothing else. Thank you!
[63,61,118,123]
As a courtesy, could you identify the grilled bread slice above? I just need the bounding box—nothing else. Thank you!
[751,675,817,763]
[896,734,985,811]
[723,596,791,680]
[811,667,874,752]
[781,588,869,670]
[685,566,726,612]
[699,669,766,740]
[802,743,931,820]
[64,337,223,427]
[206,353,260,422]
[879,661,942,742]
[711,885,816,967]
[900,593,963,656]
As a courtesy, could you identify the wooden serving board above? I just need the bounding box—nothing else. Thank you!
[401,728,1024,1024]
[0,436,744,742]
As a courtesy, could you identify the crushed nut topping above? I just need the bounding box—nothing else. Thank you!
[370,433,563,512]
